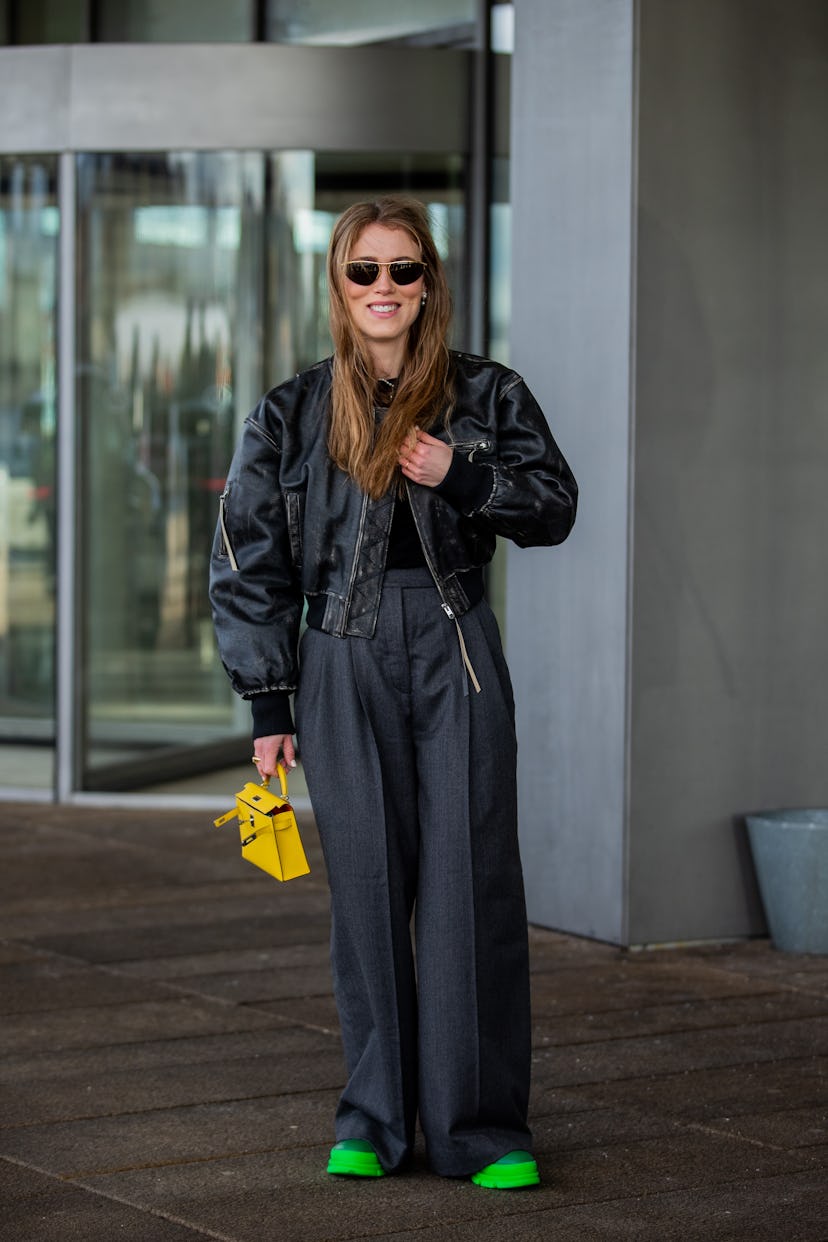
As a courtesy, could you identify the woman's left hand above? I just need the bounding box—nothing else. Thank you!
[398,429,453,488]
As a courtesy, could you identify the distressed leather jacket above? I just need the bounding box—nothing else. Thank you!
[209,351,577,702]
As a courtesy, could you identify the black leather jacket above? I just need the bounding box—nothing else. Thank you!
[209,351,577,701]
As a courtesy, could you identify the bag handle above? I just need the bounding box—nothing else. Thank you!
[260,761,290,802]
[214,761,291,830]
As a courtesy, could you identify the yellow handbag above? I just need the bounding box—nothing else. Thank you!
[214,763,310,882]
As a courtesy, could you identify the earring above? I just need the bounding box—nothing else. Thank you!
[421,291,428,306]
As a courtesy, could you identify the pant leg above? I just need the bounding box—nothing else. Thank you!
[406,591,533,1176]
[296,580,533,1178]
[294,586,420,1173]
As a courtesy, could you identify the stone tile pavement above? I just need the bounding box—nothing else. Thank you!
[0,800,826,1241]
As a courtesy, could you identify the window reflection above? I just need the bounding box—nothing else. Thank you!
[2,0,479,48]
[76,152,262,784]
[0,0,87,43]
[96,0,255,42]
[75,150,466,789]
[266,0,477,47]
[0,156,58,789]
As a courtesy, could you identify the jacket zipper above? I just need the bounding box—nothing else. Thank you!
[341,491,369,635]
[405,480,481,694]
[405,480,451,611]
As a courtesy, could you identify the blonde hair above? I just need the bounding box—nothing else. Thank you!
[326,197,453,500]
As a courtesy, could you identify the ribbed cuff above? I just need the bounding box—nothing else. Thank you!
[250,690,295,739]
[433,449,494,513]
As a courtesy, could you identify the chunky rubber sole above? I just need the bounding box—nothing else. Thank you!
[327,1140,385,1178]
[471,1150,540,1189]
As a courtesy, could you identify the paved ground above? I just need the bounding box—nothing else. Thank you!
[0,799,826,1241]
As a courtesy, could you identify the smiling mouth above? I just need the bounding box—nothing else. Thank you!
[368,303,399,314]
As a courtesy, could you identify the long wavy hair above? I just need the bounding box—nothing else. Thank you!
[326,197,453,500]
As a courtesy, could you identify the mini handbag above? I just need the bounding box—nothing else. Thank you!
[214,763,310,882]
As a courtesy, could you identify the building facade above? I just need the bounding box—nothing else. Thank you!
[1,0,826,945]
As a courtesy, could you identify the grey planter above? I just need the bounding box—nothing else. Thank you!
[745,809,828,954]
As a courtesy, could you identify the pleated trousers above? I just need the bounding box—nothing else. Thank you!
[295,568,532,1176]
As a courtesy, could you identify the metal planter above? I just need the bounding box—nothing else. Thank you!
[745,809,828,954]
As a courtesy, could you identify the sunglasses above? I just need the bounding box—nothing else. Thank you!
[343,260,427,287]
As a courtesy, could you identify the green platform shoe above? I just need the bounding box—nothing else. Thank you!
[327,1139,386,1178]
[471,1150,540,1189]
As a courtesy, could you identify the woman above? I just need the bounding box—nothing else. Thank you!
[210,197,577,1189]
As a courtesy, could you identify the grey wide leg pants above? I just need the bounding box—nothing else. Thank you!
[295,568,532,1177]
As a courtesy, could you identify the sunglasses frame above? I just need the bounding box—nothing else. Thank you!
[342,260,427,287]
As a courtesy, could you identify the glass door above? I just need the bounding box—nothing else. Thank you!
[75,152,263,789]
[75,149,467,792]
[0,156,58,792]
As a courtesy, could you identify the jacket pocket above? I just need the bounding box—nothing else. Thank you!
[218,488,240,571]
[452,437,493,462]
[284,490,304,569]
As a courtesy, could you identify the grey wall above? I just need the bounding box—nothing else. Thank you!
[509,0,828,944]
[629,0,828,942]
[508,0,635,944]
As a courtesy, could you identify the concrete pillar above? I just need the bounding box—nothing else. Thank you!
[508,0,828,944]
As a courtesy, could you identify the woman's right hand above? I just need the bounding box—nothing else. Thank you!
[253,733,297,780]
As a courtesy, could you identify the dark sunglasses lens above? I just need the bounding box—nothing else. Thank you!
[390,262,425,286]
[344,261,425,286]
[345,262,380,286]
